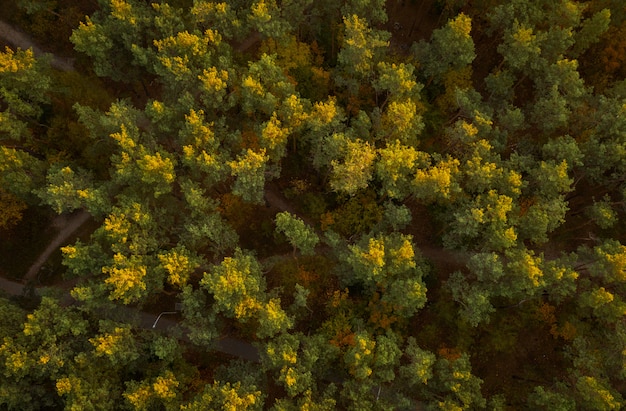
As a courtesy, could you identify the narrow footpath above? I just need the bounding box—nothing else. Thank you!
[0,20,74,72]
[23,210,91,283]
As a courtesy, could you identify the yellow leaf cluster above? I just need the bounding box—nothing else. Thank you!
[383,99,419,135]
[242,76,264,96]
[111,124,136,150]
[281,347,297,364]
[235,296,261,319]
[282,366,297,387]
[414,157,460,201]
[157,55,191,79]
[159,250,194,287]
[104,212,130,244]
[199,67,229,92]
[184,109,215,145]
[589,287,614,307]
[203,29,222,45]
[362,237,385,272]
[153,371,179,400]
[137,152,176,185]
[604,247,626,281]
[513,26,536,46]
[155,31,204,55]
[251,0,272,24]
[512,250,542,287]
[4,350,28,373]
[0,47,35,73]
[219,383,260,411]
[282,94,308,128]
[90,326,128,356]
[330,139,376,194]
[228,148,267,175]
[262,298,290,329]
[56,377,73,395]
[261,114,289,150]
[449,13,472,39]
[103,255,147,303]
[484,190,513,222]
[311,98,338,125]
[124,383,152,409]
[390,238,416,268]
[110,0,135,24]
[348,334,375,379]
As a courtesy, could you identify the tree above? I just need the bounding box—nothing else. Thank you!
[38,164,109,215]
[0,47,51,205]
[200,249,292,338]
[427,354,486,410]
[180,381,263,411]
[70,0,156,82]
[444,189,517,252]
[412,13,475,84]
[228,148,269,204]
[157,245,203,289]
[335,15,390,93]
[200,249,265,321]
[0,47,51,140]
[275,211,319,256]
[412,154,462,204]
[330,137,376,195]
[0,297,92,409]
[340,233,428,318]
[376,140,428,200]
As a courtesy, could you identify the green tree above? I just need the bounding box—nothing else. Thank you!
[412,13,475,84]
[341,233,428,318]
[275,211,319,256]
[0,47,51,141]
[228,148,269,204]
[335,15,390,93]
[200,249,293,338]
[180,381,263,411]
[330,137,376,195]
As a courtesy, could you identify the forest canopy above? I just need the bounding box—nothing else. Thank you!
[2,0,626,409]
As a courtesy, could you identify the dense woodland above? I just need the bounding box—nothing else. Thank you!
[2,0,626,409]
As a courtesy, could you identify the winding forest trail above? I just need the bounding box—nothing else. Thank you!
[0,20,74,72]
[23,210,91,283]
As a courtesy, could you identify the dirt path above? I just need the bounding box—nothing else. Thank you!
[264,182,471,272]
[0,275,29,296]
[0,20,74,72]
[264,184,319,227]
[23,210,91,283]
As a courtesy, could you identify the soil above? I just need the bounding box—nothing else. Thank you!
[0,19,74,72]
[0,206,57,280]
[23,210,91,283]
[382,0,443,51]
